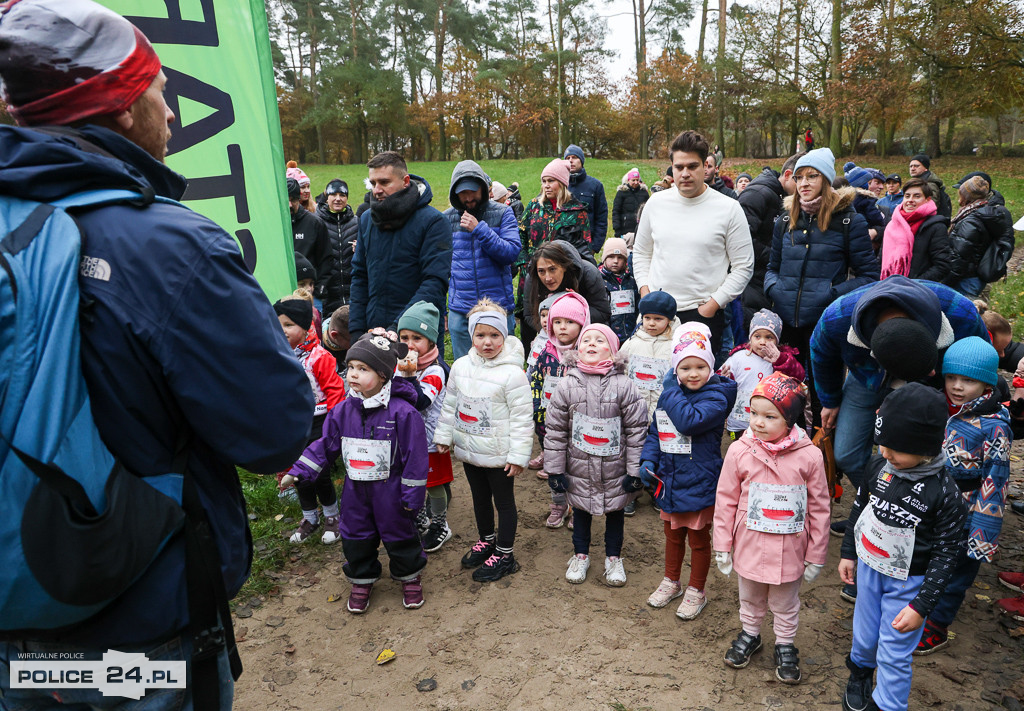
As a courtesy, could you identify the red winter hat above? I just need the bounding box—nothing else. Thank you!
[0,0,162,126]
[751,372,806,427]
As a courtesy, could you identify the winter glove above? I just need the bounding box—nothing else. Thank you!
[548,473,568,494]
[803,562,823,583]
[639,461,657,487]
[623,475,644,493]
[715,551,733,576]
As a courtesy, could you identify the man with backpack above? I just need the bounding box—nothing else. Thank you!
[0,2,311,708]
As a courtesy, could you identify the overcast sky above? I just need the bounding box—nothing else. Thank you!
[596,0,705,81]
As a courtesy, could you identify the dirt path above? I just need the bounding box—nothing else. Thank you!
[233,437,1024,710]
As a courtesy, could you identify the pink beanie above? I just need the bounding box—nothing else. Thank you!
[286,167,310,186]
[547,291,590,336]
[626,168,640,181]
[541,158,571,188]
[603,237,628,258]
[671,321,715,372]
[578,323,620,355]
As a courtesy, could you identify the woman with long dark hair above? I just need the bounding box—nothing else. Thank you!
[520,241,610,347]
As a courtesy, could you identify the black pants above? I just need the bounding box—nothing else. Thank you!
[572,508,625,557]
[342,534,426,583]
[464,463,518,549]
[676,307,726,364]
[297,413,338,512]
[518,317,537,363]
[789,324,822,429]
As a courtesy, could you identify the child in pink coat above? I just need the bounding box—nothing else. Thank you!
[712,372,830,685]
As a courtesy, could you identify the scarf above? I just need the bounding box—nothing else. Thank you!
[293,326,319,364]
[577,358,614,375]
[884,455,944,482]
[799,196,823,216]
[880,199,937,279]
[950,198,988,229]
[747,424,804,454]
[370,181,421,230]
[545,337,575,362]
[415,345,439,371]
[351,380,392,410]
[947,387,993,417]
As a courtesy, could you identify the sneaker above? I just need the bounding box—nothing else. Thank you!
[461,538,495,569]
[414,507,430,537]
[914,620,948,655]
[624,500,637,517]
[423,520,452,553]
[536,469,549,480]
[675,586,707,620]
[840,583,857,603]
[647,578,683,608]
[473,552,520,582]
[347,582,373,614]
[566,554,590,584]
[321,516,341,545]
[724,631,762,668]
[546,503,569,528]
[528,453,544,470]
[774,643,801,684]
[288,518,320,543]
[830,520,848,537]
[604,556,626,586]
[842,656,875,711]
[998,571,1024,593]
[401,576,424,609]
[996,594,1024,622]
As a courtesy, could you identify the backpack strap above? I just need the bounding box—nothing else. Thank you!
[1,204,57,256]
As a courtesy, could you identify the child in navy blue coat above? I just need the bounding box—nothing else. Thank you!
[640,322,737,621]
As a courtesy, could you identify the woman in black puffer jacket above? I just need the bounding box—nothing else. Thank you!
[946,176,1016,298]
[316,179,360,312]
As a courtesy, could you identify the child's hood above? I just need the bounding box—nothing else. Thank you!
[631,316,682,345]
[470,334,526,369]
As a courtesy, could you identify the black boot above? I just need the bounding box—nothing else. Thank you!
[723,631,762,669]
[774,643,801,684]
[842,655,875,711]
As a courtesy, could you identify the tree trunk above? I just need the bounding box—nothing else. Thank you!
[637,0,648,158]
[435,0,449,161]
[828,0,843,156]
[790,0,802,153]
[688,0,709,128]
[715,0,726,147]
[943,116,955,155]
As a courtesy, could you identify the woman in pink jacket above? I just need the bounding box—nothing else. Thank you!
[712,372,830,686]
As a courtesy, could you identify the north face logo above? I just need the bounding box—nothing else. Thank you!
[80,255,111,281]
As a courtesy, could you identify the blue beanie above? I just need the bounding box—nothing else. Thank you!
[846,166,871,189]
[638,290,677,319]
[795,147,836,184]
[563,144,585,164]
[843,161,857,173]
[942,336,999,387]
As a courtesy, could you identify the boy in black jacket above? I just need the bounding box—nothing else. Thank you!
[838,383,967,711]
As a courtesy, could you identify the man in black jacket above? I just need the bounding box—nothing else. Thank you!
[738,154,798,319]
[909,154,952,219]
[289,177,334,304]
[704,154,738,199]
[316,179,358,311]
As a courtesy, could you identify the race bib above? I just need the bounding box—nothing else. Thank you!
[571,413,621,456]
[527,334,548,367]
[728,387,753,427]
[455,395,493,435]
[628,355,671,391]
[655,409,691,454]
[854,506,915,581]
[540,375,562,410]
[745,482,807,534]
[341,437,391,481]
[609,289,636,316]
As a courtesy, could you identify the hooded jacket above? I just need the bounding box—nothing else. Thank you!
[444,161,521,314]
[708,175,738,200]
[315,199,359,310]
[291,205,333,299]
[612,183,649,236]
[566,153,609,250]
[917,169,952,219]
[350,175,452,338]
[640,373,738,513]
[0,124,312,645]
[620,316,682,418]
[543,352,649,515]
[764,187,880,329]
[434,336,533,468]
[738,168,786,309]
[523,239,611,331]
[947,197,1015,284]
[808,277,988,408]
[713,430,831,585]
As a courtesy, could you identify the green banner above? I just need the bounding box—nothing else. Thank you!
[101,0,294,300]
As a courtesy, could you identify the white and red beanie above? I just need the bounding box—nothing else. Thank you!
[671,321,715,372]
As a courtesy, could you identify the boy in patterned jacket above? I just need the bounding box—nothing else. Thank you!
[598,237,641,343]
[915,337,1012,655]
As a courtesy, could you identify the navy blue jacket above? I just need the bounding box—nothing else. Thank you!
[0,125,312,645]
[765,189,880,329]
[568,167,609,252]
[351,175,452,337]
[444,161,521,314]
[641,374,737,513]
[599,265,640,342]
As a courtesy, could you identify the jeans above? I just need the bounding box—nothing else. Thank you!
[955,276,984,299]
[449,310,517,362]
[0,631,233,710]
[834,376,885,488]
[927,547,983,628]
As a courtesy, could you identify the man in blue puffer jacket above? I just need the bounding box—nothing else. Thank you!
[564,144,609,252]
[444,160,521,359]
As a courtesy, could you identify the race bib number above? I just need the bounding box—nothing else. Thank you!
[540,375,562,410]
[854,506,915,580]
[655,409,691,454]
[609,289,635,316]
[571,413,621,456]
[455,395,493,435]
[342,437,391,481]
[628,355,670,392]
[745,482,807,534]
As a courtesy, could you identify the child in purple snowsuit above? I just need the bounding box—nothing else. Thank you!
[290,333,429,613]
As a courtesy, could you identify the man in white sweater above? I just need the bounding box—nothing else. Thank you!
[633,130,754,356]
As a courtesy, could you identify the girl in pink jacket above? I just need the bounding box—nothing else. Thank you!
[712,372,830,686]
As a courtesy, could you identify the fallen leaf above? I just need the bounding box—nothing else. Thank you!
[976,594,992,602]
[284,644,296,654]
[274,514,284,521]
[234,606,252,619]
[376,649,396,665]
[235,626,248,642]
[266,616,285,628]
[416,677,437,692]
[327,594,343,603]
[974,582,991,590]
